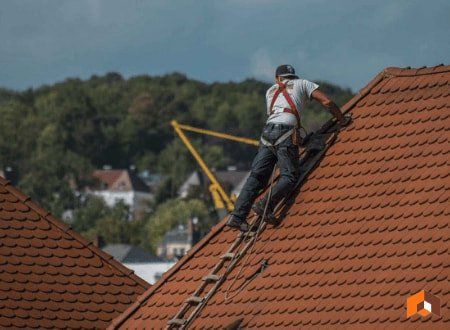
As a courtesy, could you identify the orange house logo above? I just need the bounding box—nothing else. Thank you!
[406,290,441,318]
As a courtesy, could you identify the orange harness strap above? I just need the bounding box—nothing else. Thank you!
[269,81,301,127]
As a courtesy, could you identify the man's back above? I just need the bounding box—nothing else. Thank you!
[265,78,319,127]
[227,65,349,232]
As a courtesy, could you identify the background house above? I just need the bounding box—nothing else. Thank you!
[103,243,161,263]
[0,167,17,185]
[178,171,201,199]
[88,169,153,218]
[103,244,174,284]
[178,168,249,199]
[157,218,200,260]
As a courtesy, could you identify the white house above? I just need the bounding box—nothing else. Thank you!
[89,169,153,217]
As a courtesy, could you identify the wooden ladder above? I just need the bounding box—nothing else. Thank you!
[166,130,338,329]
[166,219,265,329]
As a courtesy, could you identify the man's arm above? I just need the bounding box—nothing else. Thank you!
[311,89,350,126]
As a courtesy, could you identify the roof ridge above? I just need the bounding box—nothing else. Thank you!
[0,177,149,289]
[336,64,450,119]
[338,64,450,115]
[382,64,450,77]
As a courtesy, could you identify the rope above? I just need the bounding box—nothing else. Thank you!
[223,165,277,301]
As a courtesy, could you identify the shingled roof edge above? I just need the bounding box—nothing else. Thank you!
[383,64,450,77]
[340,64,450,114]
[0,176,150,290]
[108,64,449,328]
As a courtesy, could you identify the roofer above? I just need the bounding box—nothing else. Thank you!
[226,64,351,232]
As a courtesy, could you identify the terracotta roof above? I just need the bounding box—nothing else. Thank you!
[92,169,150,192]
[93,169,124,188]
[0,177,150,329]
[111,65,450,328]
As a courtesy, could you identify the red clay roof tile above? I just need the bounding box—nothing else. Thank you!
[0,178,150,329]
[111,65,449,328]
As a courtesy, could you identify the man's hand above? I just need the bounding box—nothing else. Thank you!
[339,113,352,127]
[311,90,349,126]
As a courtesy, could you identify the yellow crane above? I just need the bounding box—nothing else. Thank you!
[171,120,258,212]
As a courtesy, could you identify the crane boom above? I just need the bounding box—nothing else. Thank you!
[171,120,258,212]
[175,123,259,146]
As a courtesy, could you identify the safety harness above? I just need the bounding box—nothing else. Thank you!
[260,81,303,147]
[269,81,301,125]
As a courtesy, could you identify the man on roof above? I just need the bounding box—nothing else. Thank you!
[226,64,351,232]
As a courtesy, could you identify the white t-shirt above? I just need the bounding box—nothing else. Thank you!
[265,78,319,127]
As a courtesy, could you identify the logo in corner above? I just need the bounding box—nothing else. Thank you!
[406,290,441,318]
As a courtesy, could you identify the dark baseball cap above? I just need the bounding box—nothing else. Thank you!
[275,64,298,78]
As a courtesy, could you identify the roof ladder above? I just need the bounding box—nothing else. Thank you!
[166,129,339,329]
[166,220,265,329]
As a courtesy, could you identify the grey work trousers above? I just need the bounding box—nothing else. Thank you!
[231,123,299,221]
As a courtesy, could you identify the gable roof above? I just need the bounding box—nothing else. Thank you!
[111,65,450,328]
[215,170,250,196]
[0,177,150,329]
[103,244,161,263]
[92,169,150,193]
[161,225,191,245]
[178,170,249,197]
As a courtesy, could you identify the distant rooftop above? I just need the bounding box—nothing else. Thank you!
[178,169,249,198]
[103,244,161,263]
[92,169,150,193]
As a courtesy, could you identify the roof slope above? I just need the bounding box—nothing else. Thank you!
[0,177,150,329]
[112,65,450,328]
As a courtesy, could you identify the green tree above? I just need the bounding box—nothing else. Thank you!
[0,71,353,229]
[143,198,209,252]
[77,199,146,246]
[71,196,108,233]
[19,124,75,215]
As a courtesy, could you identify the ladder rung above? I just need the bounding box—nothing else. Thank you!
[238,232,255,239]
[186,296,203,304]
[221,252,235,260]
[167,318,185,326]
[203,274,220,282]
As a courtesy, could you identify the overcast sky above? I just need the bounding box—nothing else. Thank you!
[1,0,449,91]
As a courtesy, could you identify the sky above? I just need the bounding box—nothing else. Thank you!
[1,0,449,91]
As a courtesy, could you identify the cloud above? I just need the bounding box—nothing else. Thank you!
[250,49,275,81]
[0,0,448,90]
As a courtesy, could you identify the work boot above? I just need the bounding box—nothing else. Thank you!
[226,215,250,232]
[252,200,277,224]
